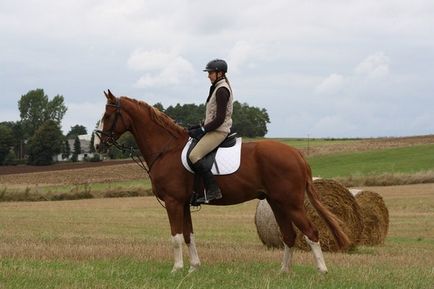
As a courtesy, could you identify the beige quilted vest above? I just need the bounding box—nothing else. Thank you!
[204,79,233,133]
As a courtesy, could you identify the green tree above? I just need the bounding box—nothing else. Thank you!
[3,150,18,165]
[153,102,165,112]
[0,124,15,165]
[18,89,67,138]
[0,121,25,160]
[27,120,64,165]
[107,132,138,159]
[164,103,205,126]
[89,132,96,153]
[232,101,270,137]
[160,101,270,137]
[66,125,87,138]
[72,136,81,162]
[62,139,71,160]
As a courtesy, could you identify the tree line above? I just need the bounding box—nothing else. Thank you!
[0,89,95,165]
[103,101,270,159]
[0,89,270,165]
[155,101,270,137]
[109,101,270,158]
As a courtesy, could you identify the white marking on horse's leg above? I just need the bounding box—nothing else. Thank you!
[187,233,201,273]
[280,244,294,273]
[171,234,184,273]
[304,235,328,274]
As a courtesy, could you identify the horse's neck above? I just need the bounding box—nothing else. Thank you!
[125,102,186,164]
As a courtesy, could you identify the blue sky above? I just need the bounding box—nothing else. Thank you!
[1,0,433,137]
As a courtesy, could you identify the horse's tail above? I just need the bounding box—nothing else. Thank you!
[305,165,352,250]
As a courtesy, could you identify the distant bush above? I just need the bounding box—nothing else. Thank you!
[3,150,18,165]
[336,170,434,187]
[0,186,153,202]
[50,191,94,201]
[89,154,102,162]
[103,189,152,198]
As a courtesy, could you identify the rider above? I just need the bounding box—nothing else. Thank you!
[188,59,234,203]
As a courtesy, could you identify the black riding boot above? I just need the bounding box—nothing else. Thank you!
[192,161,222,203]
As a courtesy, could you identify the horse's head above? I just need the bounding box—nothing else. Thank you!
[94,90,131,152]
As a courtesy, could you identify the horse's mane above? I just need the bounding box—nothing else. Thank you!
[121,97,186,136]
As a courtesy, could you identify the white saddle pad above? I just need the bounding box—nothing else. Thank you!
[181,137,242,175]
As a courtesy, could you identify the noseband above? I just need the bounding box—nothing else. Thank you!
[95,98,126,150]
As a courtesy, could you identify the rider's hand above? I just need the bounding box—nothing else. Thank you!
[188,126,206,139]
[187,124,201,130]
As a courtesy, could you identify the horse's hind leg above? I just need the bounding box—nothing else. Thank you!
[268,200,296,273]
[284,201,328,273]
[183,204,201,272]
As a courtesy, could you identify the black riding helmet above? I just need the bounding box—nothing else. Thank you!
[203,59,228,73]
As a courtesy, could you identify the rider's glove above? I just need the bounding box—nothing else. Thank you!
[188,126,206,139]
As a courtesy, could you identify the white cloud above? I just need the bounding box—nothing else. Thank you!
[127,50,195,87]
[227,41,261,73]
[62,101,106,135]
[315,73,345,95]
[1,0,434,137]
[355,52,390,79]
[311,115,356,136]
[128,50,175,71]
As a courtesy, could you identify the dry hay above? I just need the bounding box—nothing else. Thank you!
[254,179,363,252]
[354,190,389,245]
[294,179,363,251]
[255,199,284,249]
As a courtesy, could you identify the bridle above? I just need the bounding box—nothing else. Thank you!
[94,98,174,175]
[94,96,196,210]
[95,98,125,150]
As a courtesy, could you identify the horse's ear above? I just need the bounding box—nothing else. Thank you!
[104,89,116,103]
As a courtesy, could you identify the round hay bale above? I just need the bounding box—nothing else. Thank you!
[294,179,363,251]
[255,199,284,249]
[254,179,363,252]
[354,190,389,245]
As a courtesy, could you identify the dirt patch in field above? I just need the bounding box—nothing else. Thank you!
[0,163,148,186]
[302,135,434,156]
[0,160,134,176]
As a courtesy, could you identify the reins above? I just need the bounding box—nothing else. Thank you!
[95,99,172,209]
[96,97,202,211]
[113,142,168,209]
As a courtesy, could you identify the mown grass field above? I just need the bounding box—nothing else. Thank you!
[0,184,433,289]
[0,135,433,288]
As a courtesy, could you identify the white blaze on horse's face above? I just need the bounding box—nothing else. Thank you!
[93,112,104,151]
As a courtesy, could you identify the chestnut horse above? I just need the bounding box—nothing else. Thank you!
[95,90,350,274]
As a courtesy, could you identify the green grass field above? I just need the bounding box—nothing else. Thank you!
[1,183,433,289]
[2,136,434,202]
[308,144,434,178]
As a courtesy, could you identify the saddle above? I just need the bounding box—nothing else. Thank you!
[181,132,241,206]
[181,132,242,175]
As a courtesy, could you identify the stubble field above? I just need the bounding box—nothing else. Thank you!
[0,184,433,288]
[0,136,434,288]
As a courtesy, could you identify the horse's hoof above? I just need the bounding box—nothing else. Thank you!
[188,265,199,273]
[171,266,183,274]
[318,268,328,274]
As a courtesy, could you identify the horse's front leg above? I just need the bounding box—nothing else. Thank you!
[165,198,185,273]
[183,203,201,272]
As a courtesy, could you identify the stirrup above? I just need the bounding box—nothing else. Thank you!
[196,189,222,204]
